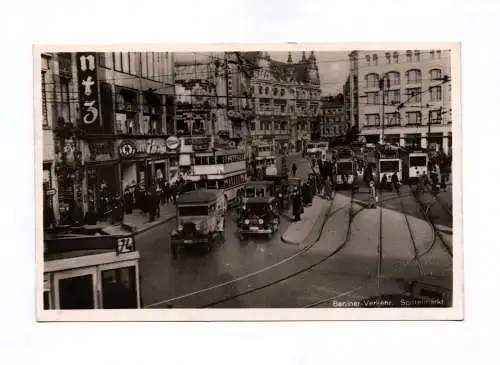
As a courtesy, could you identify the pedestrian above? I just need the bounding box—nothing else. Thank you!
[292,191,302,222]
[324,176,333,200]
[368,179,377,209]
[391,173,400,194]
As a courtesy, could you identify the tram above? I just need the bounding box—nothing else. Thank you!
[403,151,429,182]
[43,231,141,310]
[377,144,403,184]
[335,157,357,186]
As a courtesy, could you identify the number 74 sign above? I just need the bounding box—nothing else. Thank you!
[77,53,100,129]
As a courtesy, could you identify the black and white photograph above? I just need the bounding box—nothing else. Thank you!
[36,44,462,320]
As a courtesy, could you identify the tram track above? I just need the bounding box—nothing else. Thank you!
[397,190,426,276]
[411,187,453,258]
[144,190,342,308]
[145,189,415,309]
[198,188,361,308]
[304,187,442,308]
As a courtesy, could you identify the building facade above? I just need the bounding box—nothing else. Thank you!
[41,52,176,225]
[351,49,452,154]
[320,94,348,139]
[241,51,322,152]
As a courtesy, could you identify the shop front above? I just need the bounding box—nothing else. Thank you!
[82,140,120,223]
[118,138,171,190]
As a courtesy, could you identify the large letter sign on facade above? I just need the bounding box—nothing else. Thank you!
[77,53,100,131]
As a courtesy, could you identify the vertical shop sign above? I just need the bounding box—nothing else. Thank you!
[77,52,100,132]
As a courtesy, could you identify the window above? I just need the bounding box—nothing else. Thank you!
[387,90,400,105]
[372,54,378,66]
[113,52,122,72]
[430,68,442,81]
[258,86,263,94]
[366,73,379,88]
[406,69,421,84]
[101,266,138,309]
[430,50,435,59]
[430,86,442,101]
[385,52,391,64]
[147,53,154,79]
[429,110,441,124]
[385,112,400,126]
[387,71,400,86]
[366,92,379,105]
[280,88,285,96]
[414,50,420,62]
[406,50,413,62]
[436,50,441,59]
[155,52,161,80]
[290,89,295,96]
[366,114,380,126]
[129,52,138,75]
[141,53,147,77]
[265,87,269,95]
[393,52,399,63]
[60,78,71,123]
[41,70,48,126]
[365,55,371,65]
[273,88,278,96]
[406,111,422,125]
[179,206,209,216]
[122,52,130,73]
[406,87,422,103]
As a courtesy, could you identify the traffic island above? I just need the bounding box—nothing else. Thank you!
[281,197,331,245]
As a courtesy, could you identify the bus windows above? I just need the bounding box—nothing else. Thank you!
[380,160,400,173]
[101,266,138,309]
[58,274,95,310]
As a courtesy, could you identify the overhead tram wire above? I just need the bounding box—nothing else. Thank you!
[42,50,451,86]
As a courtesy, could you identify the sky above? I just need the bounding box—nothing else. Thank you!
[174,51,350,96]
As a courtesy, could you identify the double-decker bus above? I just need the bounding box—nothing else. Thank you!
[186,149,247,207]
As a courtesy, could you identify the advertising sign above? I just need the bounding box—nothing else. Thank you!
[76,52,100,132]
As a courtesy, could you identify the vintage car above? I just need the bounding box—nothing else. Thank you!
[238,197,280,240]
[170,189,226,259]
[242,180,275,202]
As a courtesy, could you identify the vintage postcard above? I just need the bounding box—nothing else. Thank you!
[35,43,462,321]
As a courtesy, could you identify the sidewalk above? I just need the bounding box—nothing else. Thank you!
[100,203,176,236]
[281,196,331,245]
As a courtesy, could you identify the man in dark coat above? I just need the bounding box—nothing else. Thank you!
[292,191,302,222]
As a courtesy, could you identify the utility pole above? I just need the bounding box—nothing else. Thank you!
[379,74,389,145]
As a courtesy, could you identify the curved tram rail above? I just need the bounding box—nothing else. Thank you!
[145,191,342,308]
[145,191,418,309]
[305,186,451,308]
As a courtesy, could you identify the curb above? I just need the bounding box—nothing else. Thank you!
[124,214,176,236]
[280,201,331,246]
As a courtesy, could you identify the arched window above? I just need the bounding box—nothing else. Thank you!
[273,87,278,96]
[290,89,295,95]
[429,68,442,81]
[387,71,400,86]
[406,69,421,84]
[365,55,371,65]
[406,50,413,62]
[372,54,378,66]
[365,73,379,88]
[393,51,399,63]
[385,52,391,64]
[258,85,263,94]
[265,87,269,95]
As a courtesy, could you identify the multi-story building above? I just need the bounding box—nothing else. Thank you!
[40,52,75,228]
[241,51,322,152]
[40,52,176,224]
[350,49,452,154]
[320,94,348,139]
